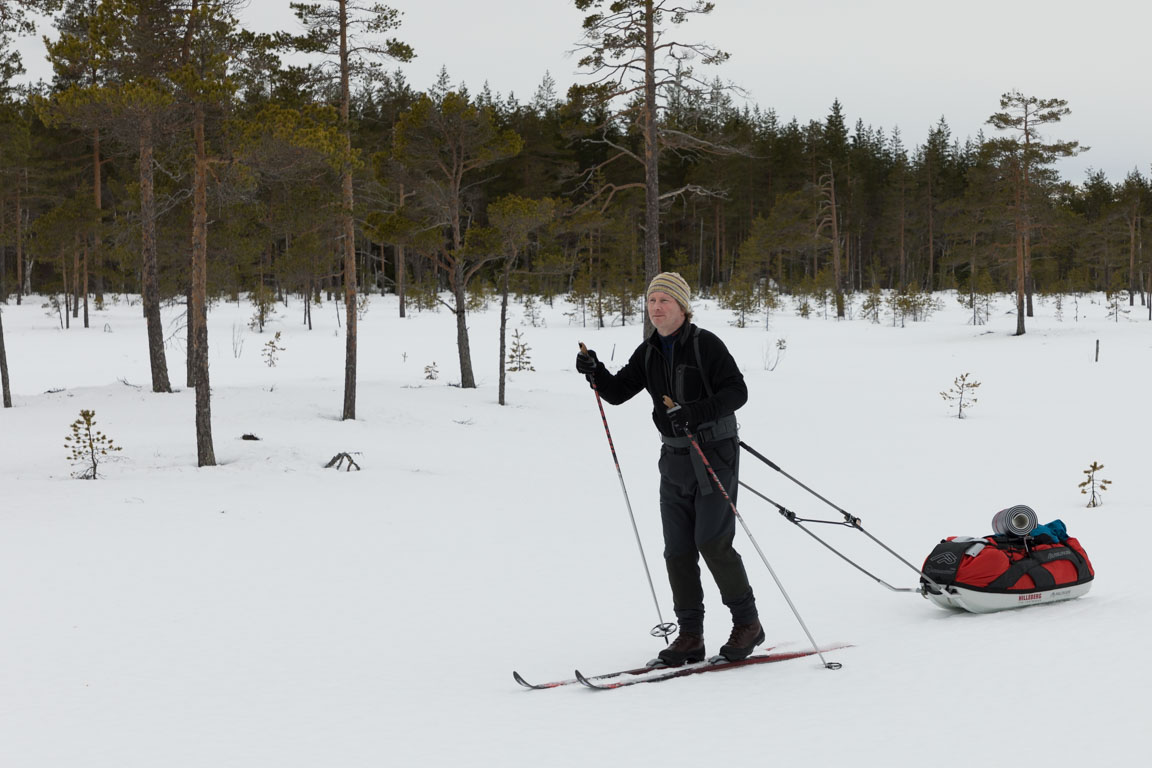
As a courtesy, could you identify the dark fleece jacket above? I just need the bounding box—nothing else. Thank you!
[589,322,747,437]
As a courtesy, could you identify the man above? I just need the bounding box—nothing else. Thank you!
[576,272,763,666]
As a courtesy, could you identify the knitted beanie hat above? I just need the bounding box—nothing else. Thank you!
[646,272,691,313]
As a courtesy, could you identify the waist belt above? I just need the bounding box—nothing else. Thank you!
[660,414,738,495]
[660,413,739,447]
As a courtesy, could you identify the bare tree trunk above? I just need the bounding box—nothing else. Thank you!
[926,165,934,292]
[82,241,89,328]
[72,233,81,320]
[1130,212,1138,306]
[1024,233,1034,317]
[641,0,659,337]
[397,242,406,318]
[62,247,71,329]
[397,184,406,318]
[498,260,510,406]
[0,305,10,407]
[898,177,906,288]
[93,127,103,307]
[191,105,216,467]
[824,165,844,318]
[1010,158,1026,337]
[0,195,6,302]
[713,202,720,286]
[140,121,172,392]
[1015,232,1026,336]
[453,261,475,388]
[339,0,357,420]
[15,180,23,305]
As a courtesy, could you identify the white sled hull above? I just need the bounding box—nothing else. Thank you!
[925,581,1092,614]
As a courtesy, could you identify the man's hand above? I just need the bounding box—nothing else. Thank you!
[667,402,696,437]
[576,345,600,376]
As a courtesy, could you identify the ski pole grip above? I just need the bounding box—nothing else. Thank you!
[662,395,679,412]
[579,342,589,355]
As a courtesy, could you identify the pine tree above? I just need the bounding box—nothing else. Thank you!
[391,92,522,389]
[289,1,413,419]
[572,0,729,336]
[65,409,121,479]
[986,91,1084,336]
[488,194,554,405]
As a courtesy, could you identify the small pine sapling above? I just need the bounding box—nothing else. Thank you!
[248,285,277,332]
[1078,461,1112,507]
[357,292,372,320]
[860,287,884,324]
[262,331,285,367]
[65,409,121,479]
[1105,275,1129,323]
[940,372,981,419]
[424,362,439,380]
[522,295,544,328]
[506,329,535,372]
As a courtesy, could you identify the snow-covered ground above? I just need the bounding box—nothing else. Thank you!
[1,289,1146,767]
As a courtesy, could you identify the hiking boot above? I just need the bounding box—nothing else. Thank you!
[719,620,765,661]
[656,632,706,667]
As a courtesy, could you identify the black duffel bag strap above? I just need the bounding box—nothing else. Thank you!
[987,544,1087,591]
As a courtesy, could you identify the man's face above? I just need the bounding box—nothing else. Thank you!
[647,291,686,336]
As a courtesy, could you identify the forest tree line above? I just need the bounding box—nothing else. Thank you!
[2,1,1150,460]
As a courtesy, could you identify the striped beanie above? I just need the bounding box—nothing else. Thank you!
[646,272,691,313]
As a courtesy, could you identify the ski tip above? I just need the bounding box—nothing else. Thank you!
[513,671,534,688]
[574,669,603,689]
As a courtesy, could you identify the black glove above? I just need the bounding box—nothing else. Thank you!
[576,348,600,376]
[667,403,697,437]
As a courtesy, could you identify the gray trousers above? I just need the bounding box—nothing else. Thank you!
[658,438,757,635]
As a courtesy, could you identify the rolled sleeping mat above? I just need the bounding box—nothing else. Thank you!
[991,505,1038,537]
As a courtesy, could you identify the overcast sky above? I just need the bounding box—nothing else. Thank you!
[16,0,1149,183]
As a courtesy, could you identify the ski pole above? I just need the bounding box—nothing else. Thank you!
[663,397,840,670]
[580,343,675,642]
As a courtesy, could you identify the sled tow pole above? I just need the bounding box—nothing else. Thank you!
[738,440,947,595]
